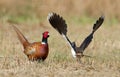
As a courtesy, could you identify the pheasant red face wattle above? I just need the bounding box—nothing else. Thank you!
[43,31,49,38]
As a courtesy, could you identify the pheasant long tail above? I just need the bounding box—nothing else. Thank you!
[13,25,30,48]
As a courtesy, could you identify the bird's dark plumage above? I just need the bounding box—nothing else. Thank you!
[48,12,76,57]
[48,12,104,59]
[93,15,104,33]
[78,15,104,53]
[48,13,67,35]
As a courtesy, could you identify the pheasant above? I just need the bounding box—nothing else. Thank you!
[48,12,104,60]
[13,25,49,61]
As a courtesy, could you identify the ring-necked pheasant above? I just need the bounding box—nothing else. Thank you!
[48,12,104,60]
[13,25,49,61]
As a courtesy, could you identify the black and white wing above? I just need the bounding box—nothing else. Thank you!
[78,15,104,53]
[48,12,76,57]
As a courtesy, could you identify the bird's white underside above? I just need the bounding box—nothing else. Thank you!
[62,34,76,58]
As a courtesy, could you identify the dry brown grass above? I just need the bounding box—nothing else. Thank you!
[0,20,120,77]
[0,0,120,77]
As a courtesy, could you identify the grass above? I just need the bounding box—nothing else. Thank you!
[0,20,120,77]
[0,0,120,77]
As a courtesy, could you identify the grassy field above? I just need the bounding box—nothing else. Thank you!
[0,0,120,77]
[0,18,120,77]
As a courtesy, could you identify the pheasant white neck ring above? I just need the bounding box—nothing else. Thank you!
[42,31,49,44]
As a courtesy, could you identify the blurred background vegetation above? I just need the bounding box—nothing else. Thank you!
[0,0,120,25]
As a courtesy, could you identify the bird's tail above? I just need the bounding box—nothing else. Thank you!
[13,25,30,48]
[92,15,104,33]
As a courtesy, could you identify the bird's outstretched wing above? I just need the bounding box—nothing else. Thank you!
[93,15,104,33]
[78,15,104,53]
[13,25,30,48]
[48,13,67,35]
[48,12,76,57]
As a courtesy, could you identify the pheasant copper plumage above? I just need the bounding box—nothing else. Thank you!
[13,25,49,61]
[48,12,104,60]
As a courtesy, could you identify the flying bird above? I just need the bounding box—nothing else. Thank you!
[13,25,49,61]
[48,12,104,60]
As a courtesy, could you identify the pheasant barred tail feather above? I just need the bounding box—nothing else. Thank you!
[48,12,67,35]
[12,25,30,48]
[93,15,104,33]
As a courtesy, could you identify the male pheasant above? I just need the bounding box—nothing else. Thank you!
[48,12,104,60]
[13,25,49,61]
